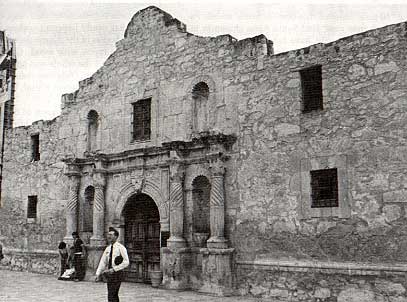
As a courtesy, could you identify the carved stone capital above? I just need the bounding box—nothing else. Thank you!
[93,172,106,188]
[64,163,81,177]
[210,159,225,177]
[68,175,81,192]
[170,163,184,183]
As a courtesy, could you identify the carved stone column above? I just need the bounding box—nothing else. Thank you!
[90,172,106,246]
[167,161,186,248]
[207,159,227,249]
[64,173,81,245]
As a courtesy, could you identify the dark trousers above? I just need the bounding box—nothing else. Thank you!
[60,259,68,276]
[106,271,123,302]
[74,255,85,280]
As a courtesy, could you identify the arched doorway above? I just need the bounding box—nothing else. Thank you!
[123,193,160,283]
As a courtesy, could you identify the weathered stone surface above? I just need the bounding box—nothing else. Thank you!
[383,190,407,203]
[375,280,406,295]
[348,64,366,80]
[314,287,331,299]
[337,288,375,302]
[383,205,401,222]
[374,61,399,75]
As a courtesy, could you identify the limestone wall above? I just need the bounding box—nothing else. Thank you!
[57,7,264,158]
[0,119,67,257]
[229,21,407,265]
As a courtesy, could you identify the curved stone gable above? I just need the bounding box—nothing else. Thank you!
[124,6,187,38]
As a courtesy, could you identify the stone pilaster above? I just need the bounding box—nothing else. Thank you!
[167,161,186,248]
[207,159,227,249]
[64,172,81,245]
[90,172,106,246]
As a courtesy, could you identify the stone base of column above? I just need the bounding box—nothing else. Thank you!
[84,245,105,281]
[207,236,228,249]
[167,236,186,248]
[161,247,191,290]
[90,237,106,247]
[199,248,235,296]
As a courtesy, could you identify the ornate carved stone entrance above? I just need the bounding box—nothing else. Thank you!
[123,193,160,283]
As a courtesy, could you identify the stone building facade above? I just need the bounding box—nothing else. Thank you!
[1,6,407,301]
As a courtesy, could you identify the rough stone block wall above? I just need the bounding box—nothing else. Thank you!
[0,118,67,268]
[236,264,407,301]
[229,21,407,266]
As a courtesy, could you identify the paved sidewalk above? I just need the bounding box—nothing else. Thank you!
[0,270,259,302]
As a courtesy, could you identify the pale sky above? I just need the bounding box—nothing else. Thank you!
[1,0,407,126]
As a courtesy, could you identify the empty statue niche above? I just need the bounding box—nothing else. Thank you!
[87,110,99,152]
[82,186,95,237]
[192,175,211,247]
[192,82,209,133]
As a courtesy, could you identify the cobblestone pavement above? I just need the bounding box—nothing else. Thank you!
[0,270,262,302]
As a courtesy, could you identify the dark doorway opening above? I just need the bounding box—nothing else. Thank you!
[123,193,160,283]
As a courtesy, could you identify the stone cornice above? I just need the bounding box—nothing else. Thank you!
[61,133,237,168]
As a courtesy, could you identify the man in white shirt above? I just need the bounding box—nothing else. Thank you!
[95,227,129,302]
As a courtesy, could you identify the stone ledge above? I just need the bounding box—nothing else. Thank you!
[200,248,235,255]
[236,259,407,276]
[3,248,59,256]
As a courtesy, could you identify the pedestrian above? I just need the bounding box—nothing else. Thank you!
[57,241,69,280]
[95,227,129,302]
[72,231,87,281]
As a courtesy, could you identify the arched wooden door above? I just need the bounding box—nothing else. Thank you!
[123,193,160,283]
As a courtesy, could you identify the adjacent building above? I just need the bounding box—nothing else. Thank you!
[1,6,407,300]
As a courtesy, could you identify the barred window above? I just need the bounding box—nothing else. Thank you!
[27,195,38,219]
[310,168,338,208]
[300,65,323,112]
[132,98,151,141]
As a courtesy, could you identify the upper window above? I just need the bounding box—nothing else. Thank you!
[132,98,151,141]
[27,195,38,219]
[300,65,323,112]
[87,110,99,152]
[310,168,338,208]
[192,82,209,132]
[31,134,40,162]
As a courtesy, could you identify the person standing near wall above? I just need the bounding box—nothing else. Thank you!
[95,227,129,302]
[57,241,69,280]
[72,232,86,281]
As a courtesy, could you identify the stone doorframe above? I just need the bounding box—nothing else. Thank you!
[113,180,169,234]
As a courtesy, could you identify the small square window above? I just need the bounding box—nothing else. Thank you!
[31,134,40,162]
[310,168,338,208]
[27,195,38,219]
[300,65,323,112]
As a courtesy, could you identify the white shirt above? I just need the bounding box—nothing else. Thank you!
[96,241,129,276]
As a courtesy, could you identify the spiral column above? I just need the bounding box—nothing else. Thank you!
[64,173,81,245]
[167,162,186,248]
[90,173,106,246]
[207,159,228,249]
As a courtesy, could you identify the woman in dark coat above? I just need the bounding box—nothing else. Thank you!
[57,241,69,279]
